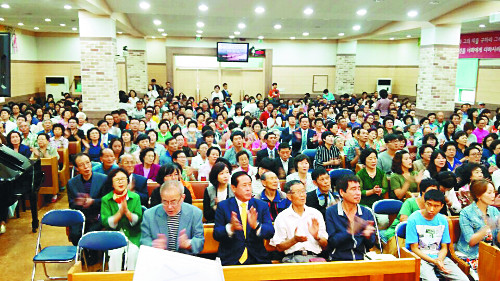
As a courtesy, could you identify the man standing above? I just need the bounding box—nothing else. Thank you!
[280,115,297,146]
[259,103,274,127]
[306,167,341,219]
[325,175,376,261]
[270,180,328,263]
[406,190,469,281]
[256,132,279,166]
[165,81,175,96]
[268,82,279,102]
[221,83,231,100]
[141,180,204,254]
[0,108,16,135]
[291,116,318,156]
[214,171,275,265]
[223,131,252,166]
[67,153,106,245]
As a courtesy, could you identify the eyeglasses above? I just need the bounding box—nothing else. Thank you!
[113,177,128,183]
[289,189,307,195]
[162,197,182,207]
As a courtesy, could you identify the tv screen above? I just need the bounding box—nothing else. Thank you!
[217,42,249,62]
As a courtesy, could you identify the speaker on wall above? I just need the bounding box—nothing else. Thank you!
[0,32,11,97]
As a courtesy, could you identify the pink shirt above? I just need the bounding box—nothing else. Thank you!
[472,128,489,144]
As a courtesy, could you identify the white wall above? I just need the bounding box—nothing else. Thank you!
[116,36,147,56]
[36,36,80,61]
[11,31,37,61]
[356,39,420,66]
[146,38,166,63]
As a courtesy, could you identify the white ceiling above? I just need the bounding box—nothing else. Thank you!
[0,0,498,40]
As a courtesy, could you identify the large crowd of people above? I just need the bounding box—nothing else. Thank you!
[1,82,500,280]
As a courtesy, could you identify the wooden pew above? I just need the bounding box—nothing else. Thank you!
[447,216,470,275]
[57,148,70,188]
[478,242,500,281]
[191,181,209,199]
[193,199,203,211]
[147,181,160,197]
[39,157,59,195]
[68,252,420,281]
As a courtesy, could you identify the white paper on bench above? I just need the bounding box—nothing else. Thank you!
[133,245,225,281]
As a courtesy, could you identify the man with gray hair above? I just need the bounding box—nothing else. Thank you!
[118,153,148,206]
[76,111,94,134]
[254,171,291,222]
[140,180,204,254]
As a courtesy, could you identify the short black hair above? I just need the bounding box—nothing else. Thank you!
[311,167,329,181]
[139,147,156,163]
[419,178,439,195]
[231,171,252,187]
[207,146,221,158]
[72,152,91,166]
[419,144,434,156]
[283,180,303,194]
[383,133,398,143]
[165,137,176,146]
[230,130,245,141]
[156,164,177,184]
[278,142,291,151]
[423,189,446,205]
[171,150,185,160]
[236,150,250,162]
[336,174,360,194]
[436,171,457,190]
[209,162,229,187]
[359,148,377,165]
[293,154,310,171]
[464,146,480,157]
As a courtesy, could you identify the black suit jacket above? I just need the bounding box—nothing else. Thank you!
[291,128,318,156]
[280,127,294,145]
[273,157,295,179]
[256,148,278,166]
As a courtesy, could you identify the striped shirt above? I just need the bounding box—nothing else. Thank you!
[166,211,181,251]
[314,145,341,169]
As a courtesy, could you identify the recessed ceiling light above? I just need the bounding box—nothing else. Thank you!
[60,23,66,27]
[429,0,440,4]
[304,8,313,15]
[479,24,486,28]
[152,36,156,39]
[255,6,265,14]
[162,33,167,36]
[357,9,367,16]
[407,10,418,17]
[338,32,345,36]
[196,34,202,37]
[153,19,161,25]
[322,37,327,40]
[196,30,203,34]
[352,25,361,31]
[229,35,235,39]
[64,4,72,9]
[198,4,208,11]
[34,27,39,30]
[290,36,296,40]
[1,3,10,9]
[139,2,150,10]
[45,18,51,22]
[258,35,264,39]
[238,23,246,29]
[158,28,164,32]
[406,35,412,38]
[274,24,282,30]
[117,31,123,34]
[196,21,204,28]
[234,31,241,35]
[389,37,395,40]
[303,32,309,36]
[18,22,23,26]
[0,18,4,21]
[72,27,77,31]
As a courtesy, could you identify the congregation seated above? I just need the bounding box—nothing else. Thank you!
[149,163,193,207]
[253,171,290,222]
[92,148,118,175]
[116,153,148,206]
[306,167,340,219]
[203,162,233,223]
[356,148,388,207]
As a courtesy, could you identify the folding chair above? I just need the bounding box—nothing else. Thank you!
[329,168,354,186]
[395,221,407,258]
[32,209,85,281]
[372,199,403,253]
[77,231,128,272]
[302,149,316,159]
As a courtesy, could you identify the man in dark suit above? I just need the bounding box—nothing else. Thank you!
[214,171,275,265]
[141,180,204,254]
[255,131,279,166]
[292,115,319,156]
[273,143,295,179]
[306,167,341,219]
[279,115,296,146]
[118,153,148,206]
[67,153,107,245]
[97,119,118,145]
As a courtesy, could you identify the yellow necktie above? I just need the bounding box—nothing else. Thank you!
[239,202,248,264]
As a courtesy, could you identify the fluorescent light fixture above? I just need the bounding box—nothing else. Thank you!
[407,10,418,17]
[139,2,150,10]
[238,23,246,29]
[304,7,313,15]
[0,18,4,21]
[338,32,345,36]
[357,9,367,16]
[158,28,164,32]
[352,25,361,31]
[151,36,156,39]
[255,6,265,14]
[302,32,309,36]
[117,31,123,34]
[406,35,412,38]
[229,35,235,39]
[64,4,72,10]
[274,24,282,29]
[1,3,10,9]
[196,30,203,33]
[322,37,327,40]
[196,34,202,37]
[161,33,167,36]
[72,27,77,31]
[45,18,51,22]
[18,22,23,26]
[258,35,264,39]
[389,37,395,40]
[34,27,39,30]
[60,23,66,26]
[153,19,161,25]
[290,36,296,40]
[234,31,241,35]
[479,24,486,28]
[196,21,204,28]
[198,4,208,11]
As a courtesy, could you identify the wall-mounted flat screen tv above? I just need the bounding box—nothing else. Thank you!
[217,42,249,62]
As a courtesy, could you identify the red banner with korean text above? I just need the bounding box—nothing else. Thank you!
[459,31,500,59]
